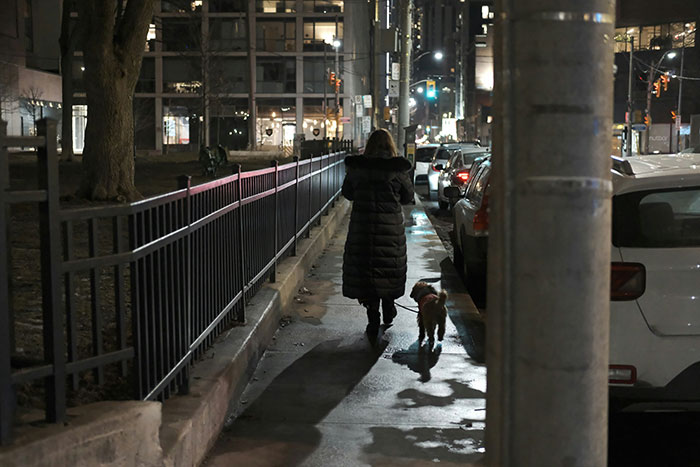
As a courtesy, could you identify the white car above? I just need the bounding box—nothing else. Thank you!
[451,152,700,410]
[428,143,482,198]
[609,153,700,410]
[414,145,438,185]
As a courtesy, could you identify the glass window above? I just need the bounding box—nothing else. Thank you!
[209,0,246,12]
[210,18,247,51]
[209,98,249,150]
[302,98,333,140]
[209,57,249,93]
[303,57,330,93]
[256,58,296,93]
[256,98,296,148]
[256,20,296,52]
[303,20,342,51]
[163,98,202,147]
[162,18,200,52]
[303,0,343,13]
[163,57,202,93]
[614,188,700,248]
[257,1,296,13]
[415,147,436,162]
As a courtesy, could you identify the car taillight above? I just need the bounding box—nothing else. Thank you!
[432,165,441,172]
[473,194,489,233]
[456,171,470,182]
[610,262,645,301]
[609,365,637,384]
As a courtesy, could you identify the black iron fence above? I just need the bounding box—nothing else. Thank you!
[0,119,348,445]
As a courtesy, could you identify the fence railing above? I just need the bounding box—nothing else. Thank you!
[0,118,348,445]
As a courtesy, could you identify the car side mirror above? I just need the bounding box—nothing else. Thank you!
[434,164,444,171]
[444,186,461,199]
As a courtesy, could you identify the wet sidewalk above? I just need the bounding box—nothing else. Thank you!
[204,201,486,467]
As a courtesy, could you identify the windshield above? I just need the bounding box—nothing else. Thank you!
[433,149,451,163]
[416,147,437,162]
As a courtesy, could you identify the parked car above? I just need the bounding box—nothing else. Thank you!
[437,150,490,210]
[427,142,483,199]
[448,156,491,307]
[451,153,700,411]
[414,145,439,185]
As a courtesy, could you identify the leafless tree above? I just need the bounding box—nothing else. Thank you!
[0,64,18,123]
[21,86,44,136]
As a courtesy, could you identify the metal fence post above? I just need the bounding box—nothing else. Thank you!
[270,160,278,283]
[292,156,299,256]
[0,120,14,445]
[177,175,192,395]
[237,164,247,321]
[307,157,313,239]
[36,119,66,424]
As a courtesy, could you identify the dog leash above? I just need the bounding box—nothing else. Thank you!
[395,302,419,314]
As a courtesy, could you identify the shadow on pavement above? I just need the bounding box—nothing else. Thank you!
[392,342,443,382]
[210,336,388,467]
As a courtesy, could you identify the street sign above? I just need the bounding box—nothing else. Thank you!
[362,116,372,133]
[631,123,647,132]
[391,63,400,81]
[355,103,363,115]
[388,80,399,97]
[363,95,373,108]
[354,95,362,105]
[340,116,351,124]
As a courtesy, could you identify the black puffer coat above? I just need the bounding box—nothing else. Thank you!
[341,152,414,300]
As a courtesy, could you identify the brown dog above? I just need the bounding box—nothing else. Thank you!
[409,282,448,347]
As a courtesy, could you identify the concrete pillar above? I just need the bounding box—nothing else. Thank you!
[486,1,614,466]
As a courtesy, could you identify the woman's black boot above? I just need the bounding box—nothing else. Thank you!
[382,300,397,325]
[365,302,380,337]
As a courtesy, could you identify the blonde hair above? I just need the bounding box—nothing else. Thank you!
[364,128,398,158]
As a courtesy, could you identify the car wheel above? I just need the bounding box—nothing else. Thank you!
[438,199,449,210]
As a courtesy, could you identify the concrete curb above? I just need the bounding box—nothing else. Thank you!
[160,198,351,467]
[0,199,350,467]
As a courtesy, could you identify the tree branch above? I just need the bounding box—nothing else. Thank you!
[115,0,157,64]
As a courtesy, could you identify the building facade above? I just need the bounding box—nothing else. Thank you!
[613,4,700,154]
[69,0,371,154]
[0,0,62,138]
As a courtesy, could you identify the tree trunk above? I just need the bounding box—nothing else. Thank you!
[76,0,155,201]
[80,58,139,200]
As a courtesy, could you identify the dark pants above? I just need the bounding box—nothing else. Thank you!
[360,298,396,325]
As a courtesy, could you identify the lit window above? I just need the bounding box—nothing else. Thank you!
[481,5,489,19]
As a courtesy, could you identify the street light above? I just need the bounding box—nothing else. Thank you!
[412,50,444,63]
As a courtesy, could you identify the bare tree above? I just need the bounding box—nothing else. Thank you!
[21,86,44,136]
[0,64,18,123]
[75,0,156,201]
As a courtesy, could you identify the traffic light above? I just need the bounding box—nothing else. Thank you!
[329,72,336,86]
[426,80,437,99]
[653,79,661,98]
[671,110,677,121]
[661,74,669,92]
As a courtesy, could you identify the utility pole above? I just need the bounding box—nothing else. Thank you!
[626,37,634,157]
[677,39,685,152]
[487,1,614,465]
[323,45,328,140]
[371,0,382,129]
[397,0,413,157]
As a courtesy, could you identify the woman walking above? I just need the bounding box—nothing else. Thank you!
[341,129,414,337]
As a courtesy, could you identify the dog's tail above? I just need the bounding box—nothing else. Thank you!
[437,290,448,308]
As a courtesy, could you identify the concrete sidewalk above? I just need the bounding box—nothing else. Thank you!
[203,201,486,467]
